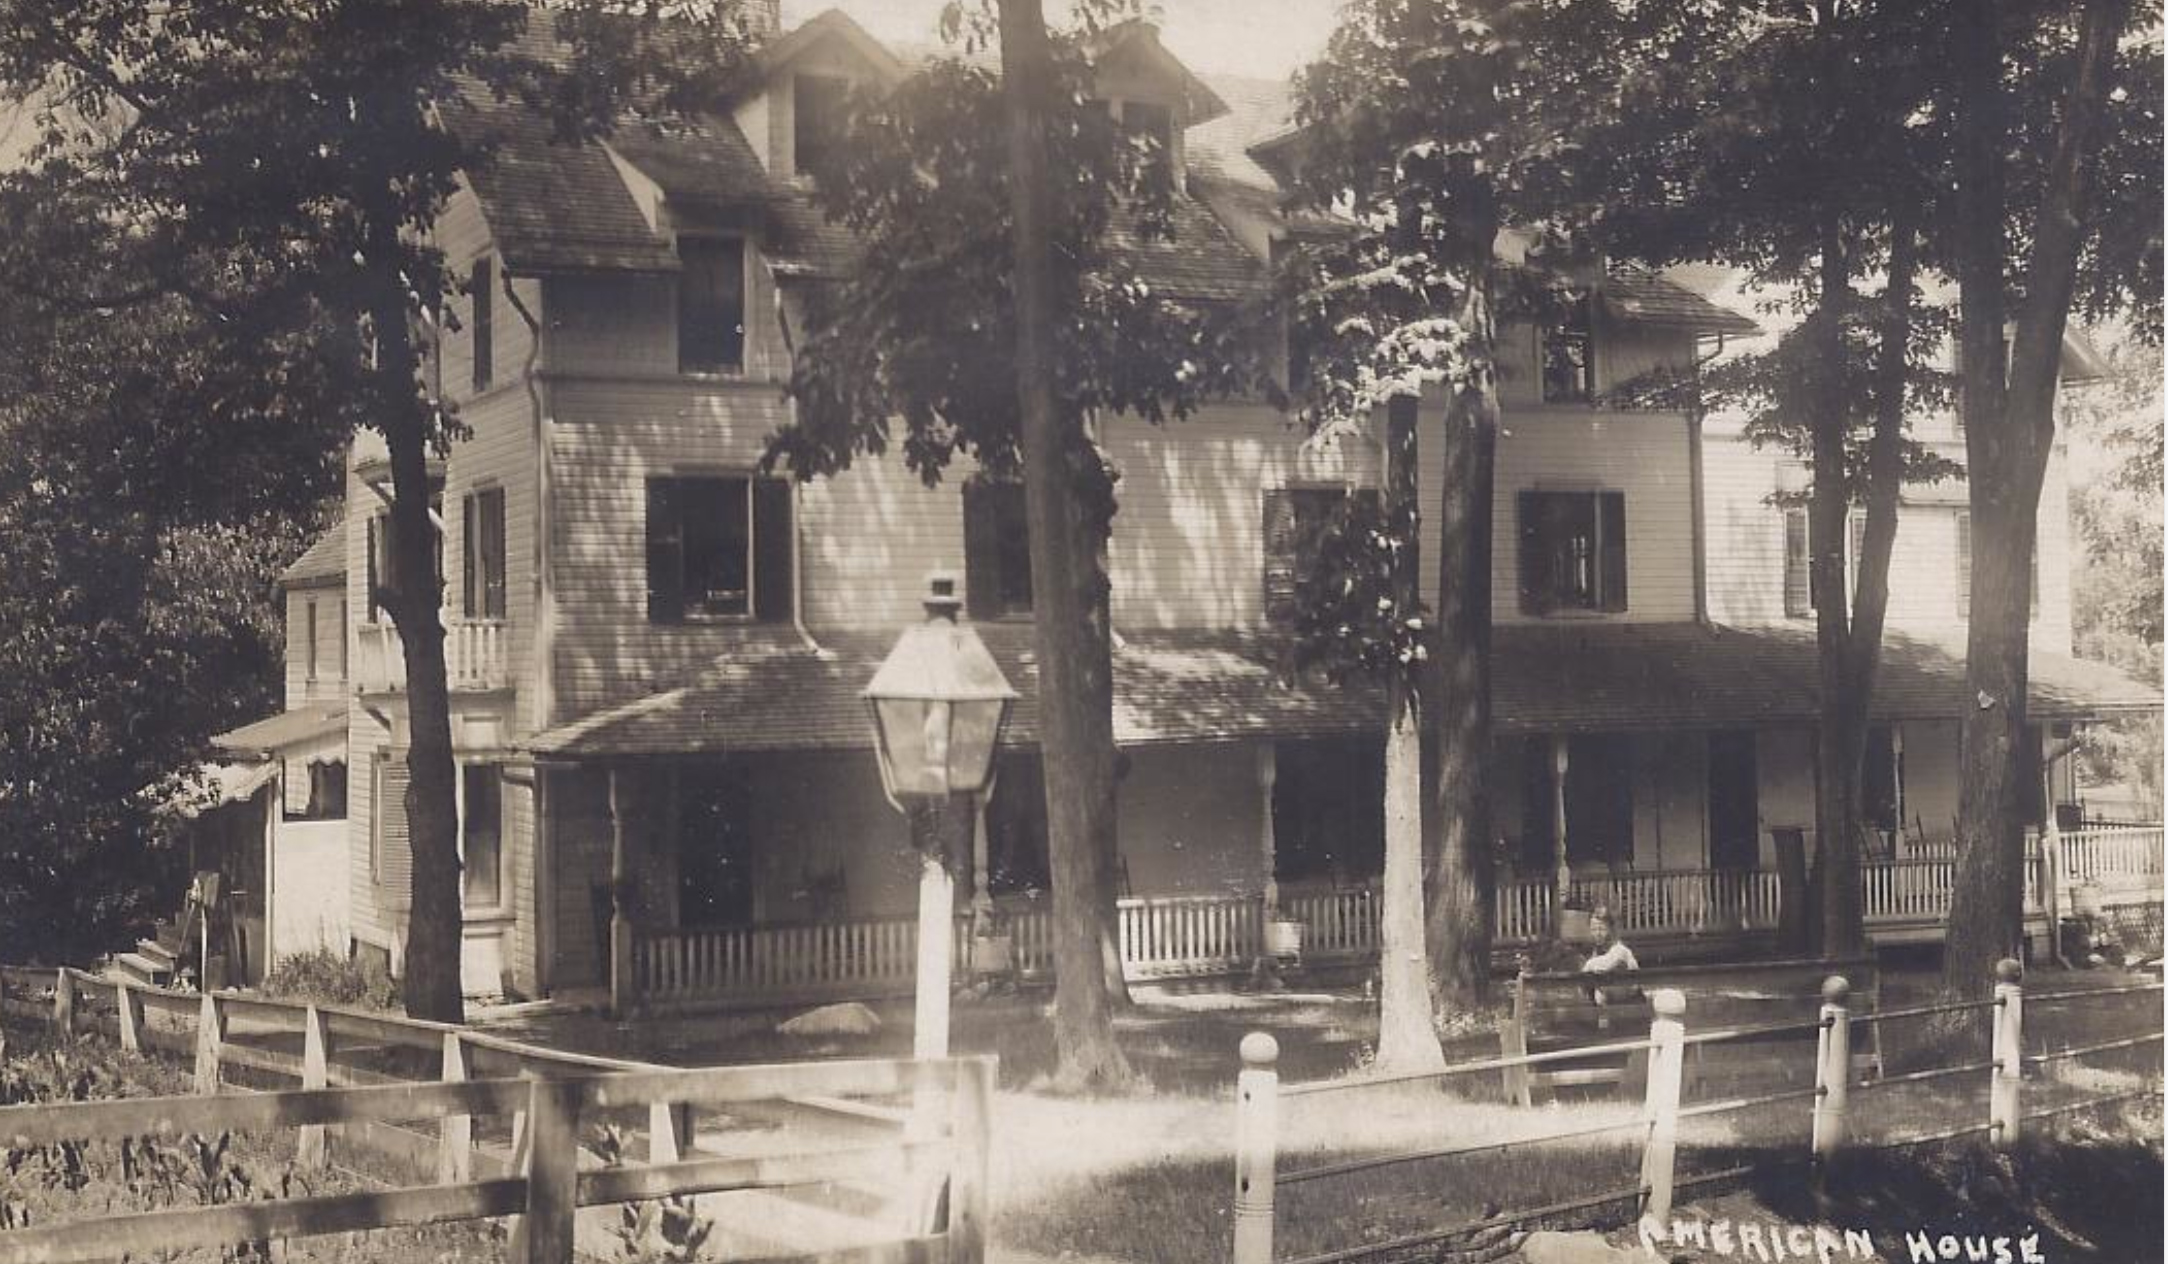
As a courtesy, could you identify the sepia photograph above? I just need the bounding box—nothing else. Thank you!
[0,0,2160,1260]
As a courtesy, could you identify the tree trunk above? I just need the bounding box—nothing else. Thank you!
[362,217,463,1024]
[997,0,1129,1087]
[1944,0,2128,996]
[1375,393,1442,1072]
[1808,221,1866,960]
[1427,241,1499,1013]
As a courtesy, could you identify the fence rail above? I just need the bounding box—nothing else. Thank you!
[623,826,2161,1008]
[1228,964,2163,1264]
[0,964,991,1264]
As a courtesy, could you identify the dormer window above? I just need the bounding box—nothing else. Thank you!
[1541,297,1596,404]
[678,237,746,374]
[793,73,850,180]
[1120,100,1174,164]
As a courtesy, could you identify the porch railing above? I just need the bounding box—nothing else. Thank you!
[353,618,509,693]
[628,826,2161,1007]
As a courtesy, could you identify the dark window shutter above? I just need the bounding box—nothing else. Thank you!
[471,258,493,392]
[1516,491,1545,615]
[1783,509,1810,617]
[646,479,685,623]
[1599,492,1628,612]
[964,481,1002,620]
[1955,511,1971,617]
[482,488,507,618]
[366,516,381,621]
[752,478,793,623]
[1261,490,1299,627]
[461,494,478,618]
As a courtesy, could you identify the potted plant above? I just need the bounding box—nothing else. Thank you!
[1264,908,1304,961]
[969,907,1015,977]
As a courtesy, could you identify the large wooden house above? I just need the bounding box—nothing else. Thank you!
[218,6,2159,1006]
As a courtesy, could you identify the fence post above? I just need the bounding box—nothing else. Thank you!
[439,1032,473,1184]
[512,1077,581,1264]
[1639,989,1687,1225]
[1501,967,1533,1108]
[114,979,142,1052]
[945,1056,994,1263]
[52,969,74,1040]
[193,991,224,1095]
[1991,958,2024,1147]
[296,1005,329,1170]
[1811,975,1851,1166]
[1233,1032,1279,1264]
[648,1099,691,1164]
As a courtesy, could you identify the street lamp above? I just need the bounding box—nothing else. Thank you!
[865,574,1016,1059]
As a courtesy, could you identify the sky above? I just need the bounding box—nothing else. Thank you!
[781,0,1343,80]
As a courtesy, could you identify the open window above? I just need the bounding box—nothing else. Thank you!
[462,486,507,620]
[964,480,1033,618]
[1541,297,1595,403]
[645,475,793,623]
[1517,489,1627,615]
[793,73,850,179]
[677,237,747,374]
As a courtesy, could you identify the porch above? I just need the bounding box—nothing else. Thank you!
[354,618,510,693]
[624,825,2161,1010]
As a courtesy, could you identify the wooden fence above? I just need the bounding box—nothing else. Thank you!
[0,965,992,1264]
[627,827,2162,1009]
[1230,964,2164,1264]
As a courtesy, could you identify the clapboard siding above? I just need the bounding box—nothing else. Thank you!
[1419,407,1700,624]
[283,585,347,708]
[1701,421,2077,648]
[1106,404,1381,630]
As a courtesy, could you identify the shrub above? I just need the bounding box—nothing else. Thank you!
[261,948,398,1011]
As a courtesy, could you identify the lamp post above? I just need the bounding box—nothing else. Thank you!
[866,574,1016,1060]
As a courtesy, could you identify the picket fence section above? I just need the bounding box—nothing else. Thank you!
[1229,963,2164,1264]
[631,826,2162,1008]
[0,964,991,1264]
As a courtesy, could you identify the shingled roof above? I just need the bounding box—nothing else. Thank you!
[279,520,346,588]
[527,621,2157,758]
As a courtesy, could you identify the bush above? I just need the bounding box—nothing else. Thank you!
[260,948,398,1011]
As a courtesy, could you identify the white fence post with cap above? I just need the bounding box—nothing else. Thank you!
[1232,1032,1280,1264]
[1638,988,1687,1225]
[1990,958,2024,1146]
[1811,974,1851,1164]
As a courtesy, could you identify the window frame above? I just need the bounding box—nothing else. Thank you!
[645,473,794,625]
[965,479,1034,619]
[675,235,748,375]
[458,761,506,916]
[792,72,851,180]
[1516,488,1628,616]
[1540,296,1597,404]
[462,485,508,621]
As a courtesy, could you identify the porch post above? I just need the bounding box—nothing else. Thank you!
[971,787,994,930]
[608,766,635,1018]
[1256,744,1279,916]
[1550,735,1572,910]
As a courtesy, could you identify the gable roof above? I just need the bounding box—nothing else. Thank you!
[280,520,346,588]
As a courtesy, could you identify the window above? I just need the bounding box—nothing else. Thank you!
[646,475,793,622]
[793,73,850,179]
[304,598,319,681]
[1121,100,1174,164]
[461,764,502,910]
[470,257,493,393]
[986,753,1050,895]
[336,598,348,678]
[289,759,347,822]
[1541,297,1596,403]
[1262,486,1382,627]
[677,238,746,373]
[1517,490,1627,614]
[462,487,507,619]
[365,492,444,623]
[1783,507,1872,616]
[964,480,1033,618]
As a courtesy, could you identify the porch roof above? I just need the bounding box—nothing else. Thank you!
[212,702,347,755]
[527,622,2160,758]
